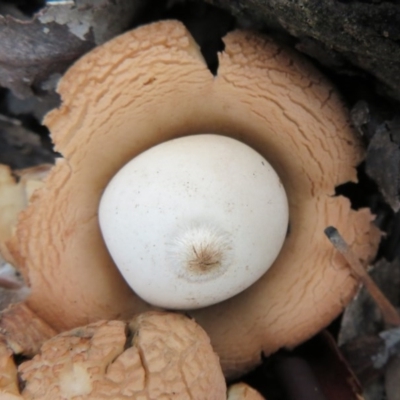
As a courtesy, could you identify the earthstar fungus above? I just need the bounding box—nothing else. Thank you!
[2,312,227,399]
[3,20,380,377]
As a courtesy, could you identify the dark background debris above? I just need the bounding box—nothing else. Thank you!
[205,0,400,101]
[339,258,400,400]
[0,0,147,98]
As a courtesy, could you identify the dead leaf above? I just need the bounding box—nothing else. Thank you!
[365,119,400,212]
[0,122,54,168]
[0,0,146,98]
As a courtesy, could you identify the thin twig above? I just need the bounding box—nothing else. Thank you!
[0,114,22,126]
[46,0,75,5]
[0,277,23,290]
[325,226,400,327]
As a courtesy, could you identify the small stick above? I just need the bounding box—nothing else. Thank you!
[325,226,400,327]
[46,0,75,5]
[0,277,23,290]
[0,114,21,126]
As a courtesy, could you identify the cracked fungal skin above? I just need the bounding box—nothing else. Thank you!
[227,383,265,400]
[17,312,226,400]
[5,21,380,377]
[0,335,20,399]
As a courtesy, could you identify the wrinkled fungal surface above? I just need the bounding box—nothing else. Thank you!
[0,303,56,358]
[17,312,226,400]
[0,335,20,399]
[4,20,380,377]
[227,383,265,400]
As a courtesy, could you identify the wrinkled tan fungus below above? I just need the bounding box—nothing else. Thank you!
[1,312,227,399]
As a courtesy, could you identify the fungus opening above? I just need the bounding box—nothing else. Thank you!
[170,224,232,281]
